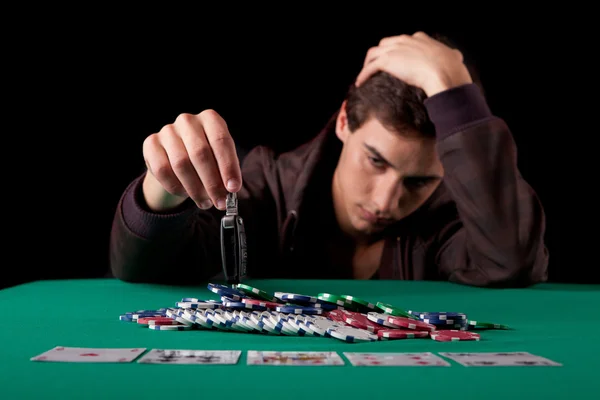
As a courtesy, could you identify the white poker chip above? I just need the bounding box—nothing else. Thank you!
[326,326,378,342]
[305,318,346,336]
[367,312,399,328]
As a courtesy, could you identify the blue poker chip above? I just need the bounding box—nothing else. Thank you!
[130,312,167,320]
[223,301,267,311]
[420,317,469,325]
[304,301,341,311]
[207,283,246,301]
[125,308,167,316]
[409,311,467,319]
[176,300,222,309]
[278,294,341,311]
[275,306,323,315]
[276,292,319,303]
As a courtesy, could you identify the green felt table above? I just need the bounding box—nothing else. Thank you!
[1,278,599,399]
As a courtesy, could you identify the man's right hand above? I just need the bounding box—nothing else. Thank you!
[141,109,242,212]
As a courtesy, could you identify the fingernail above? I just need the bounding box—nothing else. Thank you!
[226,179,239,191]
[200,200,212,209]
[217,198,226,209]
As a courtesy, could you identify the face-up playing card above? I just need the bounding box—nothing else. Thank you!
[247,351,345,366]
[137,349,241,365]
[30,346,146,363]
[343,352,451,366]
[438,352,562,367]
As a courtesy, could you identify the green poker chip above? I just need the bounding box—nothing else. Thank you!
[317,293,346,306]
[340,295,376,312]
[468,320,511,330]
[376,302,418,319]
[234,283,278,302]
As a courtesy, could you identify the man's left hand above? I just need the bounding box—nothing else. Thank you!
[355,32,473,97]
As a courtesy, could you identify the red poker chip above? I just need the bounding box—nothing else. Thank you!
[241,298,280,309]
[377,329,430,339]
[343,311,385,333]
[430,330,481,341]
[137,317,176,325]
[324,310,349,324]
[387,315,436,331]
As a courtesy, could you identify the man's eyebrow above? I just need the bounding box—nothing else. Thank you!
[363,143,442,179]
[364,144,394,167]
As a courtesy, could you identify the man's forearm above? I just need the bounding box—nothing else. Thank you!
[426,84,548,286]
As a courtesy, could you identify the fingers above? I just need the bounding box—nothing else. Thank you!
[200,110,242,193]
[177,111,234,210]
[144,134,184,194]
[158,123,212,208]
[364,45,388,67]
[355,52,389,87]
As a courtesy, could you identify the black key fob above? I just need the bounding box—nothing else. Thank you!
[220,200,247,285]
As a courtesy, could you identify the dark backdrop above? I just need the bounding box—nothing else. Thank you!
[4,14,574,289]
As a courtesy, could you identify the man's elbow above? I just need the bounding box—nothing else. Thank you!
[450,247,549,288]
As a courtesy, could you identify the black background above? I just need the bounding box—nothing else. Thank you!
[4,11,577,289]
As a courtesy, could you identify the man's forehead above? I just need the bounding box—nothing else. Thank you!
[362,133,438,166]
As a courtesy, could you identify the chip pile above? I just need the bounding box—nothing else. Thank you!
[119,283,510,343]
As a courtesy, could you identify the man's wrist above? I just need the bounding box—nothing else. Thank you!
[423,69,473,97]
[142,172,189,212]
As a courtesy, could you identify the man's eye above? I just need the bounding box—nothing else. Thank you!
[368,156,384,167]
[406,179,429,188]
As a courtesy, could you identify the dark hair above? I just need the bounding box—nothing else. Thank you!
[344,33,483,138]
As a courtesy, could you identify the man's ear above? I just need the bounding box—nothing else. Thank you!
[335,100,350,143]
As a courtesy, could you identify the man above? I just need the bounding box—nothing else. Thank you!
[109,32,549,287]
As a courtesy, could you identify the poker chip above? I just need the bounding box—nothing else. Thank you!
[342,310,384,333]
[235,284,279,302]
[176,301,222,309]
[386,315,437,331]
[468,320,510,330]
[148,324,192,331]
[241,298,280,309]
[118,281,507,344]
[305,318,346,337]
[207,283,245,301]
[378,302,418,319]
[377,329,430,339]
[324,309,349,324]
[275,306,323,315]
[430,330,481,341]
[223,301,268,311]
[340,295,377,312]
[276,292,319,304]
[317,293,346,306]
[137,317,177,325]
[327,326,378,343]
[366,312,403,329]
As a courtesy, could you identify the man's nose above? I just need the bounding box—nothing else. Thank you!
[372,179,403,216]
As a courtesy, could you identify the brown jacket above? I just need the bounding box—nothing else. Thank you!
[109,84,549,287]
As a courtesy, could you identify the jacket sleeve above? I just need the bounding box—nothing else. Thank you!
[109,145,275,284]
[426,84,549,287]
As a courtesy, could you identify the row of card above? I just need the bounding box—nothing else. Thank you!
[30,347,562,367]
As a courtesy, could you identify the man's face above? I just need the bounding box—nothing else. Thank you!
[333,108,444,239]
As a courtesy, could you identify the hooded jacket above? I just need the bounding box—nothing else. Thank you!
[109,83,549,287]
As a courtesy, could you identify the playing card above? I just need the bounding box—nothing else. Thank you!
[30,346,146,363]
[439,352,562,366]
[137,349,241,364]
[343,352,451,366]
[247,351,345,366]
